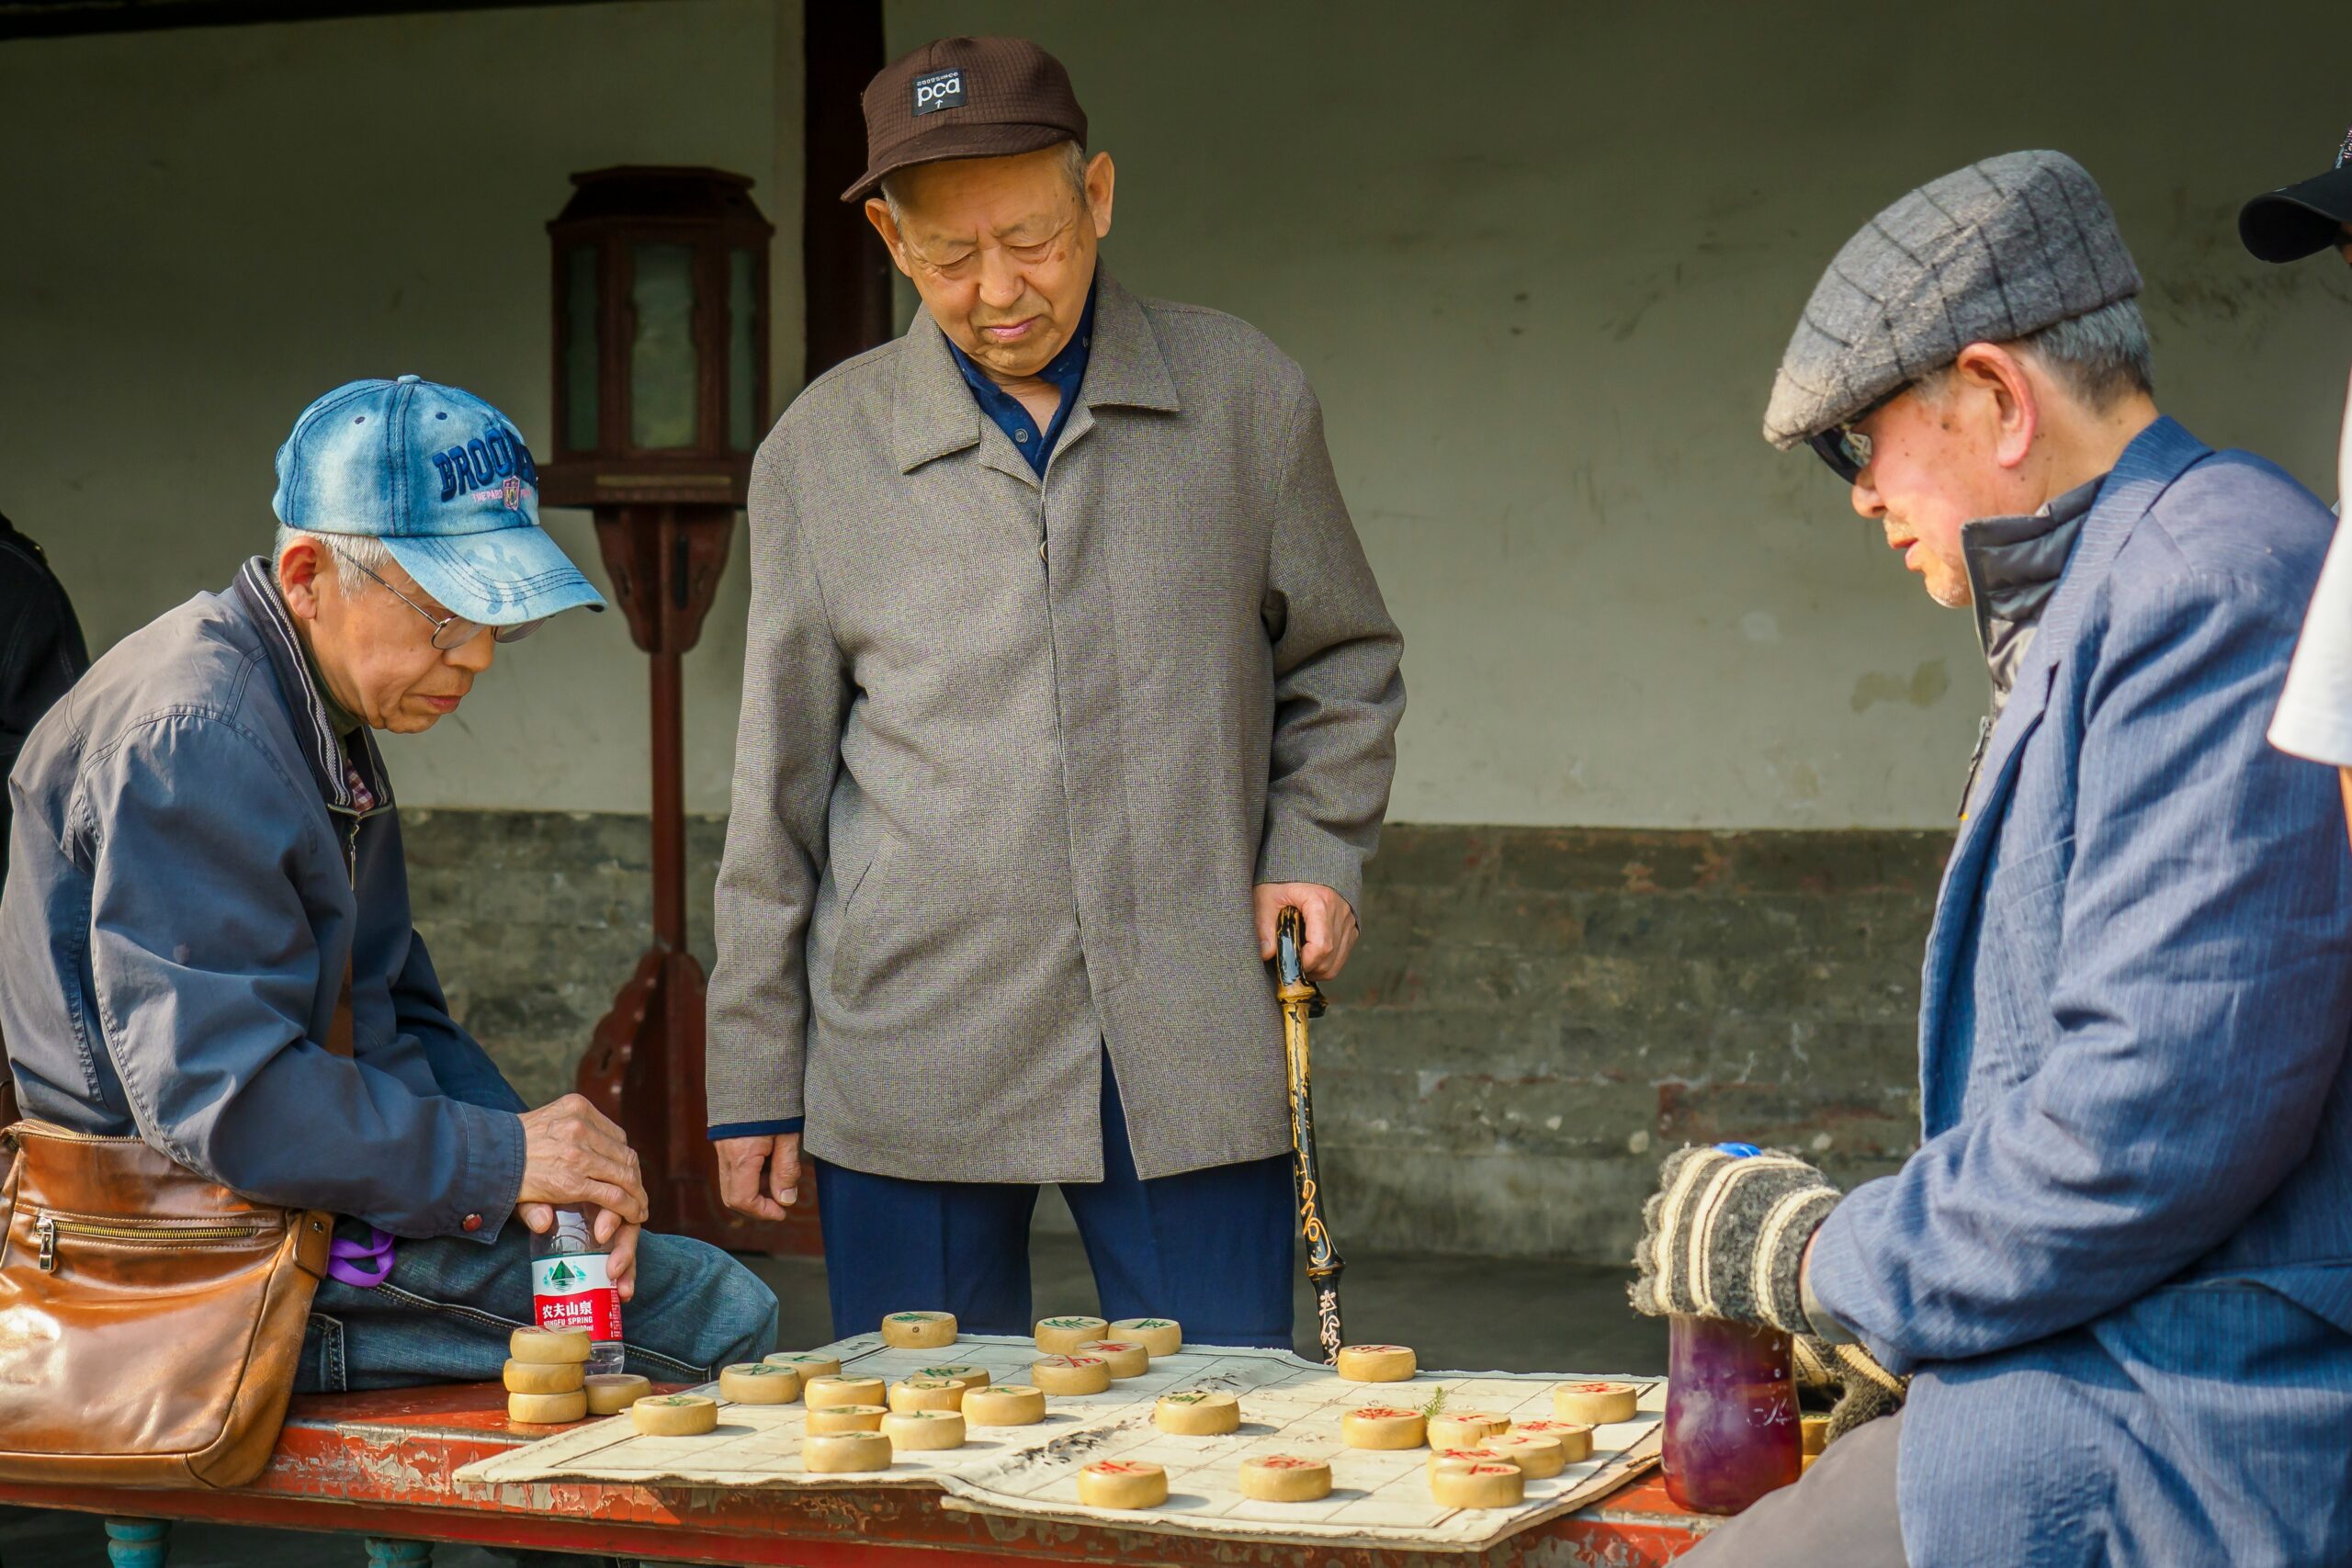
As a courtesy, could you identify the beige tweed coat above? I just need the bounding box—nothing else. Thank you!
[707,270,1404,1181]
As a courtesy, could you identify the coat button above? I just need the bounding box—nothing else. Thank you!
[462,1213,483,1233]
[1038,540,1046,561]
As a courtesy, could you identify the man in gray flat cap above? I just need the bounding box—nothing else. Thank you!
[1632,152,2352,1565]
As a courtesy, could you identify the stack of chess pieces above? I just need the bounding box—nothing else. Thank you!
[502,1326,650,1424]
[502,1308,1644,1514]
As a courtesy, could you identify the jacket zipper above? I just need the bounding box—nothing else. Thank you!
[35,1213,272,1272]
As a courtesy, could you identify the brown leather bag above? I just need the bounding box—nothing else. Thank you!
[0,981,349,1488]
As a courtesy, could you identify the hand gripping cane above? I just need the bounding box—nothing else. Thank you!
[1277,907,1346,1363]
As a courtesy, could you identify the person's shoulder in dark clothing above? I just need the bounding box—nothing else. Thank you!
[0,514,90,739]
[0,513,92,878]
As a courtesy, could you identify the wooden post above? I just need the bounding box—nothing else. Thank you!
[543,166,795,1253]
[802,0,894,383]
[574,504,809,1254]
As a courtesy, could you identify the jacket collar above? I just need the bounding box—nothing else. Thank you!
[1955,415,2205,827]
[1961,473,2101,719]
[229,556,392,817]
[890,268,1182,477]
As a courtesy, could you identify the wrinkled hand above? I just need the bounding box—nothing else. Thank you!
[1629,1145,1838,1333]
[1254,883,1359,981]
[717,1132,803,1222]
[515,1094,648,1224]
[1792,1335,1907,1445]
[516,1202,643,1303]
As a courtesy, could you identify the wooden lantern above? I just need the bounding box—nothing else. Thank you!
[542,166,811,1254]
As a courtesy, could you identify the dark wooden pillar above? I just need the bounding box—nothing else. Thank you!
[802,0,896,384]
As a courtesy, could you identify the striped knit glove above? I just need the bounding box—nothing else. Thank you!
[1793,1336,1908,1445]
[1628,1144,1839,1334]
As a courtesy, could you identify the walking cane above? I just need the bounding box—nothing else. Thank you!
[1277,906,1346,1364]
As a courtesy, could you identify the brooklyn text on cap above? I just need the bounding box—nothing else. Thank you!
[841,35,1087,203]
[2239,121,2352,264]
[1763,151,2142,451]
[272,375,605,626]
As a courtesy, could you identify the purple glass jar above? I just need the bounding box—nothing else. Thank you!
[1659,1145,1802,1514]
[1662,1315,1802,1514]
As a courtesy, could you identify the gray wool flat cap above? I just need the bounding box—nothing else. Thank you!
[1763,151,2143,449]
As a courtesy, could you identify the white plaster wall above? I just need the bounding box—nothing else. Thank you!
[0,0,801,814]
[891,0,2352,828]
[5,1,2347,828]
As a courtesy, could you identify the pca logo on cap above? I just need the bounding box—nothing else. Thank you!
[912,67,965,116]
[501,476,524,511]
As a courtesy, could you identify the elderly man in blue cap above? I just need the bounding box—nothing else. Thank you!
[1634,154,2352,1566]
[0,377,776,1391]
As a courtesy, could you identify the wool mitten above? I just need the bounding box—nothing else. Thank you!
[1793,1335,1907,1445]
[1629,1144,1839,1334]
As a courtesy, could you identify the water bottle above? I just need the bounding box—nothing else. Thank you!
[1660,1144,1802,1515]
[531,1205,625,1376]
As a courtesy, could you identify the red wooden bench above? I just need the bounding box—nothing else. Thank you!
[0,1384,1714,1566]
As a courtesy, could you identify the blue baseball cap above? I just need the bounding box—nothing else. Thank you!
[271,376,605,626]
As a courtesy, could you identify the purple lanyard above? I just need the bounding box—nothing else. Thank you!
[326,1224,396,1289]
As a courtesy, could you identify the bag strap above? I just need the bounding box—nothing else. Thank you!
[322,956,355,1060]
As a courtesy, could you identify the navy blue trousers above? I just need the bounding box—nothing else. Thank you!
[814,1060,1295,1348]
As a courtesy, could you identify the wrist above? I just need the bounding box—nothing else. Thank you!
[1798,1231,1856,1343]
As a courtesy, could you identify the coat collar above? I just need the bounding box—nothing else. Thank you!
[889,268,1182,477]
[229,556,392,818]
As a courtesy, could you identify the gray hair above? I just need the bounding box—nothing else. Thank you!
[272,525,391,595]
[2013,297,2154,410]
[1917,297,2154,413]
[879,138,1090,228]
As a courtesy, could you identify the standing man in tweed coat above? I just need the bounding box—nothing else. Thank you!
[707,36,1403,1347]
[1633,152,2352,1565]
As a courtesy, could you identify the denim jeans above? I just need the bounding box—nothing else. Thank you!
[296,1217,780,1392]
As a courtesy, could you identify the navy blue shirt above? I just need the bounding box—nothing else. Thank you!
[944,282,1096,476]
[707,285,1099,1146]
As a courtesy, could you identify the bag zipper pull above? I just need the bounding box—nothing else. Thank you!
[35,1214,56,1272]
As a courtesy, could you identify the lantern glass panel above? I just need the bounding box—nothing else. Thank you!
[629,242,699,450]
[729,247,759,451]
[562,245,599,452]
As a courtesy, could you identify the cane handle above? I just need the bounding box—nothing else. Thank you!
[1275,907,1326,1015]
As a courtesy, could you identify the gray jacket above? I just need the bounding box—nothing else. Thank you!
[708,272,1404,1181]
[0,560,526,1239]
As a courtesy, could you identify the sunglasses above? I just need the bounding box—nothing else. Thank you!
[1805,382,1910,485]
[330,546,544,652]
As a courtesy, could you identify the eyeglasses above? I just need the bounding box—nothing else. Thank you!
[329,545,543,651]
[1805,382,1910,485]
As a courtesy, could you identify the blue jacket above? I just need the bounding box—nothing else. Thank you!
[0,561,527,1241]
[1809,418,2352,1566]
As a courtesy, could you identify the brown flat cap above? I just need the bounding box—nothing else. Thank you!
[842,35,1087,203]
